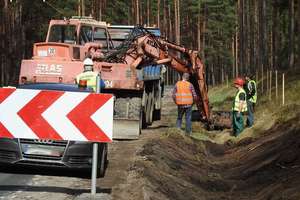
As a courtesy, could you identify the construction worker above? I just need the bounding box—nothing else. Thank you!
[232,77,248,136]
[76,58,98,91]
[244,75,257,127]
[172,72,197,135]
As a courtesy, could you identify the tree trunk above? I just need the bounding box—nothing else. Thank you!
[202,3,206,63]
[211,63,215,86]
[238,0,244,74]
[136,0,140,24]
[197,1,201,51]
[82,0,85,16]
[163,0,167,37]
[168,4,172,41]
[262,0,268,70]
[157,0,160,28]
[232,36,236,78]
[99,0,102,21]
[177,0,180,45]
[174,0,178,43]
[249,0,255,72]
[288,0,295,68]
[298,0,300,67]
[78,0,81,16]
[272,0,279,69]
[147,0,150,26]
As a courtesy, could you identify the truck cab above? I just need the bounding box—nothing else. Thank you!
[19,16,112,85]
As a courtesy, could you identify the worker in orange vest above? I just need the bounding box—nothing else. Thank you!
[172,73,197,135]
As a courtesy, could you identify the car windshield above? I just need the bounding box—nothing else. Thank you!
[48,25,77,44]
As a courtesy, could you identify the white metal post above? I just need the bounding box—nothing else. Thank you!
[226,74,228,88]
[91,143,98,196]
[91,74,101,196]
[269,70,272,100]
[282,73,285,106]
[275,70,278,99]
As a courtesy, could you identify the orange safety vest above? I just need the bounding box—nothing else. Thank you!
[175,81,193,105]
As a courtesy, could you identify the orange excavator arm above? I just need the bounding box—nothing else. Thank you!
[111,28,210,122]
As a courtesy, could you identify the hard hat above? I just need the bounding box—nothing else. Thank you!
[83,58,93,72]
[234,77,245,86]
[83,58,93,66]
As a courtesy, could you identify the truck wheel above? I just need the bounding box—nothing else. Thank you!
[153,109,161,121]
[98,144,108,178]
[141,110,147,129]
[146,87,154,125]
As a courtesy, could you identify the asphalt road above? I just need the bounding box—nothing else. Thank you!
[0,169,34,198]
[0,165,94,199]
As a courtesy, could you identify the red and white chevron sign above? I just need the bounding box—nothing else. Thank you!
[0,88,113,142]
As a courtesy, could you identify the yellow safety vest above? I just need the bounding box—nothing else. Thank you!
[175,81,193,105]
[233,88,247,112]
[248,80,257,103]
[76,71,98,91]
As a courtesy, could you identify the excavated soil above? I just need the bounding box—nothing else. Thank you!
[118,114,300,200]
[98,86,300,200]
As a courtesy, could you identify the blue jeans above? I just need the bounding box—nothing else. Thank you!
[246,101,255,127]
[176,106,192,134]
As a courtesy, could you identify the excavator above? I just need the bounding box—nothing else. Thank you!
[19,17,224,139]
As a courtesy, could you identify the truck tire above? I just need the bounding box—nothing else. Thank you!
[146,86,154,125]
[141,110,147,129]
[153,109,161,121]
[98,143,108,178]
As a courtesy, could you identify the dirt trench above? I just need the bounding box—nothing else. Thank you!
[99,87,300,200]
[121,114,300,200]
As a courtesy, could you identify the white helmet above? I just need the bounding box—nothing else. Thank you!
[83,58,93,72]
[83,58,93,66]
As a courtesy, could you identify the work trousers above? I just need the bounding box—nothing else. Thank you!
[176,105,192,135]
[232,111,244,136]
[246,101,255,127]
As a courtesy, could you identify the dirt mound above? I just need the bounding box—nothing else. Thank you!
[129,114,300,200]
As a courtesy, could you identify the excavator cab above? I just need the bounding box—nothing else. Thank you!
[47,24,77,44]
[19,17,113,85]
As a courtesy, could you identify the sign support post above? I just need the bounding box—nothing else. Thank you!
[91,74,101,197]
[91,142,98,196]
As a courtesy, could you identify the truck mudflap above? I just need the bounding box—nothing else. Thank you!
[113,118,141,139]
[112,96,142,140]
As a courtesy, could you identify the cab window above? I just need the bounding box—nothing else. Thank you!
[94,27,108,49]
[48,25,76,44]
[79,26,93,45]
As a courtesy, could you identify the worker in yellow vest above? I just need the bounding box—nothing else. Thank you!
[172,73,197,135]
[244,75,257,127]
[76,58,99,92]
[232,77,248,136]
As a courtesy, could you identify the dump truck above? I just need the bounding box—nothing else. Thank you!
[19,16,211,139]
